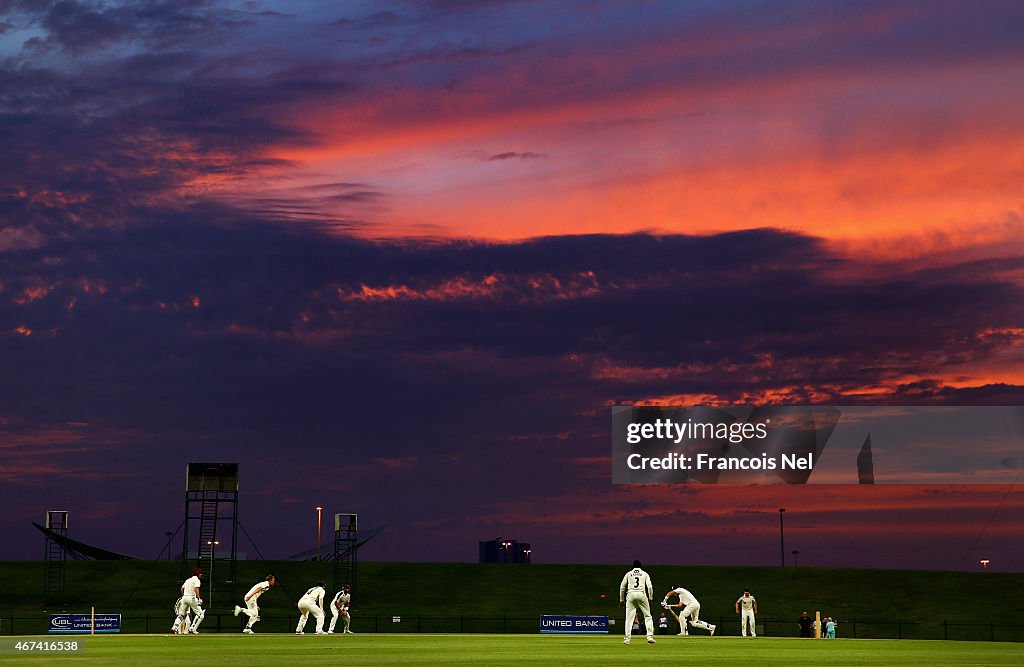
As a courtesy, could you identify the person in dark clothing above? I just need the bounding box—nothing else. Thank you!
[798,611,813,638]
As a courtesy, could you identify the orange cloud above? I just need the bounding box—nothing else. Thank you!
[335,271,603,303]
[478,484,1024,537]
[234,46,1024,256]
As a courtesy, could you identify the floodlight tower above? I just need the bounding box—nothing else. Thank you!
[316,506,323,561]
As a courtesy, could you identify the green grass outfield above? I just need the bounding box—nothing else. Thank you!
[6,560,1024,639]
[3,634,1024,666]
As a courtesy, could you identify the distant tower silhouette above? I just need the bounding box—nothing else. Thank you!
[857,434,874,484]
[44,510,69,596]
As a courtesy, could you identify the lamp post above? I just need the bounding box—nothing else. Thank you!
[980,559,990,571]
[792,549,800,568]
[779,508,786,567]
[206,539,219,607]
[165,531,174,561]
[316,506,323,562]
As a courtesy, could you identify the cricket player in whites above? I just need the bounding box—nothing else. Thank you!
[234,574,275,633]
[662,584,716,636]
[619,560,656,645]
[171,567,205,634]
[295,580,327,635]
[736,588,757,637]
[328,585,352,634]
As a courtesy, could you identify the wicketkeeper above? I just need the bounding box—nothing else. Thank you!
[328,585,353,634]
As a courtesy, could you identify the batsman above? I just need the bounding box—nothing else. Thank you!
[661,584,716,636]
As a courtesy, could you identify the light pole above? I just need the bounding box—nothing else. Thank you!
[779,508,786,567]
[980,559,990,571]
[792,549,800,568]
[316,506,323,562]
[206,539,219,607]
[165,531,173,560]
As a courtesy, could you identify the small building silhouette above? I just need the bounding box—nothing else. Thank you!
[479,537,531,563]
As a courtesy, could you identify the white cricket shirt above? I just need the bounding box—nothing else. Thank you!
[246,581,271,601]
[737,594,756,611]
[182,576,201,597]
[301,586,325,606]
[619,568,653,601]
[672,587,697,606]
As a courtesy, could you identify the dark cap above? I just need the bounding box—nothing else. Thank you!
[632,560,642,567]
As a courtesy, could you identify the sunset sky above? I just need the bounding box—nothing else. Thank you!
[1,0,1023,571]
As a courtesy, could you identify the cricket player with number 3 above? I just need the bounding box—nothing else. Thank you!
[662,584,716,636]
[619,560,656,645]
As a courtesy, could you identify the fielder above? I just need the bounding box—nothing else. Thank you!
[327,584,353,634]
[618,560,656,645]
[295,580,327,635]
[171,567,205,634]
[662,584,715,636]
[234,574,275,634]
[735,588,758,637]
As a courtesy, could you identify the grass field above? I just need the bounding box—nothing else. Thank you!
[3,560,1023,642]
[3,634,1024,665]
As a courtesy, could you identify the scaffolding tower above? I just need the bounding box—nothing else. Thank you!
[181,463,240,586]
[44,510,69,596]
[332,513,358,593]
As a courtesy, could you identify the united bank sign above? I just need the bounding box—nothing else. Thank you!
[49,613,121,633]
[539,615,609,634]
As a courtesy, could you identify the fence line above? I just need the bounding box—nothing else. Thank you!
[2,614,1022,642]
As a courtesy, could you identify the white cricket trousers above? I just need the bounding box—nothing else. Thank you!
[173,595,204,632]
[680,602,713,633]
[741,609,756,636]
[240,598,261,628]
[296,599,324,633]
[624,591,654,640]
[328,605,350,633]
